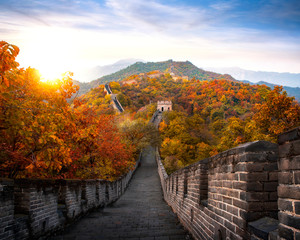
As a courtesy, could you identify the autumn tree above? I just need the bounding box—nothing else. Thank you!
[253,86,300,141]
[118,118,160,156]
[0,41,136,179]
[0,41,19,86]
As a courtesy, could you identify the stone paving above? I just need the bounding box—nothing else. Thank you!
[50,146,191,240]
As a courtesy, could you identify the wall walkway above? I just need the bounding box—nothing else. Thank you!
[50,146,191,239]
[104,83,124,113]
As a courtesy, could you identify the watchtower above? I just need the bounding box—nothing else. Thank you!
[157,101,172,112]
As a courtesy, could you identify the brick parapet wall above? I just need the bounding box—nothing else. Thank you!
[0,179,15,240]
[157,140,279,240]
[277,127,300,240]
[0,152,142,239]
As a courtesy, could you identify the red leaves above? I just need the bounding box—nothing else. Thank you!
[0,41,135,180]
[0,41,20,86]
[253,86,300,140]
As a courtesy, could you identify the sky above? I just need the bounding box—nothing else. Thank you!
[1,0,300,82]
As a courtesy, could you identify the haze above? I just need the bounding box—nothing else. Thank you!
[1,0,300,82]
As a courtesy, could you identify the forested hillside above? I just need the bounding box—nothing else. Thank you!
[2,41,299,178]
[242,80,300,102]
[77,60,235,94]
[0,41,158,180]
[75,60,300,102]
[82,72,300,174]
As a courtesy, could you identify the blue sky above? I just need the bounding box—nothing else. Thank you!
[1,0,300,81]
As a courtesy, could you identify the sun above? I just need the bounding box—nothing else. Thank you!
[38,67,64,83]
[19,26,76,83]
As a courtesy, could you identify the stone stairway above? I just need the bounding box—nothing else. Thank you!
[50,146,191,240]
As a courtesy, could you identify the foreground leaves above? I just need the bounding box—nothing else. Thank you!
[0,41,134,179]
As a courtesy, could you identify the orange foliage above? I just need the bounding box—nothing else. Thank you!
[0,41,134,179]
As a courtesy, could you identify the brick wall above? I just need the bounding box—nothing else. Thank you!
[0,152,142,239]
[157,140,280,240]
[0,179,15,240]
[14,179,60,238]
[278,127,300,240]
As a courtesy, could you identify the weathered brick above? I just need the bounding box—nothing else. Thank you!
[278,199,293,212]
[222,181,233,188]
[240,172,268,182]
[295,201,300,215]
[224,219,235,232]
[279,212,300,230]
[269,172,278,181]
[241,182,264,192]
[293,140,300,155]
[240,192,269,202]
[279,142,293,158]
[278,156,300,170]
[263,182,278,192]
[278,185,300,199]
[233,199,248,210]
[269,192,278,201]
[278,171,293,184]
[279,140,300,158]
[240,141,277,153]
[234,163,264,172]
[233,182,247,191]
[233,216,247,229]
[248,202,264,211]
[294,171,300,184]
[278,224,294,240]
[263,201,278,211]
[239,210,263,222]
[263,162,278,171]
[227,205,239,216]
[278,127,300,144]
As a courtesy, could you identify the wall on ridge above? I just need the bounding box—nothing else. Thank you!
[156,140,280,240]
[0,154,142,240]
[104,84,124,113]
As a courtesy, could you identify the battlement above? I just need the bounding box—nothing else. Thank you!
[0,154,142,240]
[156,127,300,240]
[1,126,299,240]
[157,100,172,112]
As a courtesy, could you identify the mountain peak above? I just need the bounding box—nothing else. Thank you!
[87,60,235,88]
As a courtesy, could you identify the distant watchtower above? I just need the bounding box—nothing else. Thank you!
[157,101,172,112]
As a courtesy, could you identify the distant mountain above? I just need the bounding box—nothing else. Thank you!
[74,59,143,82]
[205,67,300,88]
[88,60,235,88]
[242,80,300,102]
[73,61,300,102]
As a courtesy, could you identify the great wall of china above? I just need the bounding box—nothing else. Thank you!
[1,89,299,240]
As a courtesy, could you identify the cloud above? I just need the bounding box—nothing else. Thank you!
[105,0,211,32]
[0,0,299,75]
[210,1,237,11]
[0,0,113,30]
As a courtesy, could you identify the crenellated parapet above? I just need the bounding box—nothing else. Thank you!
[157,100,172,112]
[277,127,300,240]
[104,83,124,113]
[0,153,142,240]
[156,127,300,240]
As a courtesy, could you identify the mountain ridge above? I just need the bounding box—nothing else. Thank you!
[206,66,300,88]
[242,80,300,102]
[74,60,299,101]
[74,58,143,82]
[87,59,235,87]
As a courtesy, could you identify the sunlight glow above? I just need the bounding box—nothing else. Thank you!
[18,27,76,82]
[38,68,64,83]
